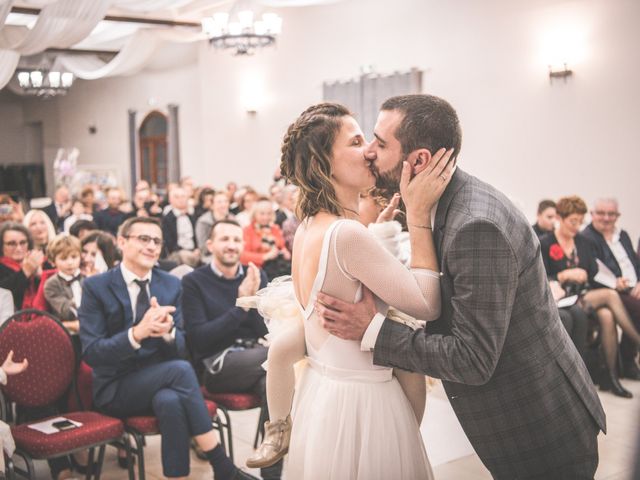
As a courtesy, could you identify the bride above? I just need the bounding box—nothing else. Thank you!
[271,103,453,479]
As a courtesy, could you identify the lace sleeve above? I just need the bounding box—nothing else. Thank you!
[333,220,441,321]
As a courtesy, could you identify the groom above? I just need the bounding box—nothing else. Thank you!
[318,94,606,479]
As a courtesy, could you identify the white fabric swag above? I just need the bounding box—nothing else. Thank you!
[0,0,111,55]
[58,27,203,80]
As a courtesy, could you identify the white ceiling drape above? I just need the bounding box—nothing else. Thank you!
[58,27,203,79]
[0,0,112,55]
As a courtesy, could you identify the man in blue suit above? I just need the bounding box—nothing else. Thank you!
[79,216,256,480]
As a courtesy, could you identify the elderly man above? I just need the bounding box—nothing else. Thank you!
[43,186,71,232]
[583,197,640,379]
[161,186,199,267]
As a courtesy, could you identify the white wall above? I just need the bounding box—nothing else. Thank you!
[20,0,640,238]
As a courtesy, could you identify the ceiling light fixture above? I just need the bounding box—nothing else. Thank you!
[202,1,282,56]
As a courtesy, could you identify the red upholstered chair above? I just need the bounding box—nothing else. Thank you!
[73,357,227,480]
[123,399,222,480]
[0,309,125,480]
[200,388,266,462]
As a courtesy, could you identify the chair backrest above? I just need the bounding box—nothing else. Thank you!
[0,309,76,408]
[31,268,57,311]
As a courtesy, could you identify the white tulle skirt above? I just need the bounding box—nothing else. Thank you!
[285,358,434,480]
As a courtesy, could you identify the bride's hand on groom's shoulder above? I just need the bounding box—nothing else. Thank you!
[316,288,377,341]
[401,147,455,223]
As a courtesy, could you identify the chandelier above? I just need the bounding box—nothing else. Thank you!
[16,69,74,98]
[202,2,282,56]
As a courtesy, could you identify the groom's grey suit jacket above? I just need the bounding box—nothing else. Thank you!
[373,169,606,479]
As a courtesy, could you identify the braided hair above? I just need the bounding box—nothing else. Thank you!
[280,103,351,220]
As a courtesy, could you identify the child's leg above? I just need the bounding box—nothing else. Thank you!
[266,321,306,421]
[394,369,426,424]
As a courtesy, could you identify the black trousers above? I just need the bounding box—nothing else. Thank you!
[202,344,268,397]
[558,304,589,359]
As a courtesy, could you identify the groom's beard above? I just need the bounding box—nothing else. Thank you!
[373,156,405,193]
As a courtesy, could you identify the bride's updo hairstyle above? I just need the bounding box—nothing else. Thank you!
[280,102,351,220]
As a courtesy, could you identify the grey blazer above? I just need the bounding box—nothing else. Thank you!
[44,273,83,320]
[373,169,606,479]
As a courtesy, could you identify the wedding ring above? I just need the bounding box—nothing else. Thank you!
[440,174,447,181]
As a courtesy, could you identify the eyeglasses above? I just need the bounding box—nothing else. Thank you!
[4,240,28,248]
[593,211,620,218]
[124,235,163,247]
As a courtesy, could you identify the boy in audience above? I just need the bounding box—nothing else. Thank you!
[44,234,84,333]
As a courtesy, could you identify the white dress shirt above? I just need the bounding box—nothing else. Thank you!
[361,202,440,351]
[608,229,638,287]
[57,269,83,315]
[174,209,195,250]
[120,263,176,349]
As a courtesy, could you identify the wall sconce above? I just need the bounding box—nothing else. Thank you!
[548,63,573,81]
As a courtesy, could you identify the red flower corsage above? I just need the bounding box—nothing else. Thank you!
[549,244,565,261]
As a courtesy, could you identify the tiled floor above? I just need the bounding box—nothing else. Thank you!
[29,378,639,479]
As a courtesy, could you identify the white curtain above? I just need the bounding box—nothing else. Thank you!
[0,0,111,89]
[58,27,203,79]
[0,0,111,55]
[0,0,13,29]
[323,69,423,136]
[112,0,195,12]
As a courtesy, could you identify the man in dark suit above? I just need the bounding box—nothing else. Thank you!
[93,187,131,237]
[79,216,255,480]
[583,197,640,379]
[318,95,606,479]
[42,186,71,232]
[161,186,199,267]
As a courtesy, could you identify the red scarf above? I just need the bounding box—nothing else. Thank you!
[0,256,21,271]
[0,256,38,309]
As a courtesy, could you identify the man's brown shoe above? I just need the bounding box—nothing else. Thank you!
[245,415,292,469]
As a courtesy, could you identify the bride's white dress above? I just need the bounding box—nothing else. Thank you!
[285,219,439,480]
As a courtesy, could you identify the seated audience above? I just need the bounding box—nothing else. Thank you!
[532,199,557,239]
[548,280,589,359]
[23,209,56,269]
[226,182,239,214]
[0,194,24,223]
[274,185,298,229]
[240,197,291,280]
[80,186,98,214]
[0,351,28,475]
[161,186,199,267]
[582,197,640,380]
[196,191,234,259]
[69,219,98,240]
[194,187,215,220]
[93,187,131,236]
[0,223,44,310]
[44,234,85,334]
[132,180,163,218]
[42,186,71,232]
[79,216,255,480]
[540,195,640,398]
[0,288,13,324]
[81,231,120,277]
[182,218,281,480]
[63,197,93,233]
[234,188,259,228]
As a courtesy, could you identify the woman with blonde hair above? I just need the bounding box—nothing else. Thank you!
[246,103,454,479]
[23,209,56,269]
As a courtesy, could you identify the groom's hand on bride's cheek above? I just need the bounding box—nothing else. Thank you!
[316,288,377,341]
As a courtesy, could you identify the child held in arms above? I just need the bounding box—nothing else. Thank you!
[44,234,84,334]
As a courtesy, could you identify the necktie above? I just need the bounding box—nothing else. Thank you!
[64,274,82,287]
[134,279,150,325]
